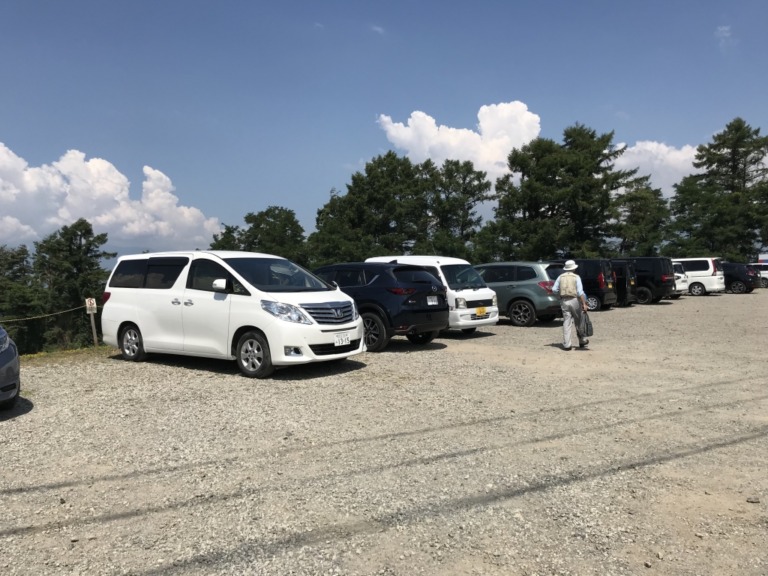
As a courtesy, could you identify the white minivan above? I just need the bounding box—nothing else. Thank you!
[101,251,365,378]
[365,255,498,333]
[671,257,726,296]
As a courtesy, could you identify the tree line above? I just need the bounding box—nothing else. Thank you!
[2,117,766,354]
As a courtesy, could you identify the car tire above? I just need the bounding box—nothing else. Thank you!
[586,295,601,311]
[729,280,747,294]
[406,330,438,345]
[509,300,536,327]
[689,282,706,296]
[362,312,389,352]
[119,324,147,361]
[461,328,477,334]
[635,287,653,304]
[236,331,274,378]
[0,393,18,411]
[761,278,768,289]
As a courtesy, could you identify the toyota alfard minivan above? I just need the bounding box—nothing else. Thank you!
[365,255,498,333]
[101,251,365,378]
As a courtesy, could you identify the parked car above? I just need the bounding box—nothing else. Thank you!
[671,257,726,296]
[474,261,563,326]
[671,261,689,299]
[722,262,760,294]
[313,262,449,351]
[101,251,365,378]
[748,262,768,288]
[550,258,617,311]
[626,256,676,304]
[610,260,638,306]
[365,256,499,334]
[0,324,21,410]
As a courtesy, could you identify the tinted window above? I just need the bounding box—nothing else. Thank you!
[335,268,365,287]
[188,259,247,294]
[546,266,564,280]
[680,260,708,272]
[226,257,330,292]
[392,268,441,284]
[517,266,537,281]
[440,264,486,289]
[109,259,146,288]
[145,259,188,289]
[478,266,514,283]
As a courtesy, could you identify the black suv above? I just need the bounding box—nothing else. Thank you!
[551,258,618,311]
[624,256,675,304]
[313,262,449,351]
[610,259,638,306]
[722,262,760,294]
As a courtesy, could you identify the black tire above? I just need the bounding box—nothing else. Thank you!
[406,330,438,345]
[461,328,477,334]
[0,394,18,411]
[730,280,747,294]
[689,282,706,296]
[761,278,768,289]
[362,312,389,352]
[119,324,147,361]
[236,331,274,378]
[586,295,601,311]
[635,287,653,305]
[508,300,536,327]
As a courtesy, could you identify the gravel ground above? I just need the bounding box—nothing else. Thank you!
[2,290,767,576]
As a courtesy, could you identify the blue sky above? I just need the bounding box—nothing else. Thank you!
[1,0,766,254]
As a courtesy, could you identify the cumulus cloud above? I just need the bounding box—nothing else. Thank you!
[0,143,220,251]
[378,101,541,183]
[379,101,696,197]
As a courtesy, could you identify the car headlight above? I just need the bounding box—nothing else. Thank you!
[455,297,467,309]
[492,294,498,307]
[261,300,312,324]
[352,300,359,320]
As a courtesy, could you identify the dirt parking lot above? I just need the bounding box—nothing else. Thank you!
[2,290,767,575]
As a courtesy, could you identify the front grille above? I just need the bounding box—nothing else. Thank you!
[301,301,355,324]
[309,339,361,356]
[471,313,491,320]
[467,299,494,308]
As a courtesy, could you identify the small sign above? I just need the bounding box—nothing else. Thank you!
[85,298,97,314]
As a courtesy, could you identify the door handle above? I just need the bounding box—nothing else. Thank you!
[171,299,181,305]
[183,300,194,306]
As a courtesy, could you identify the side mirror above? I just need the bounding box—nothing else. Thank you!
[212,278,228,292]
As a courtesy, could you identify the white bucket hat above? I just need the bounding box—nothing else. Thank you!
[563,260,578,271]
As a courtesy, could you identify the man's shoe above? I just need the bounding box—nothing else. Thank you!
[562,346,572,351]
[579,339,589,348]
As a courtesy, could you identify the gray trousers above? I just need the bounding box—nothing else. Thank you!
[560,297,586,348]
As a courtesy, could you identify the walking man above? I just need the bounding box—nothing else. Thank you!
[552,260,589,351]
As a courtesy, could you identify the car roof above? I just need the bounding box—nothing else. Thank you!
[116,250,285,261]
[365,255,471,266]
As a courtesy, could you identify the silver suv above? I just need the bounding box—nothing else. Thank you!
[474,261,564,327]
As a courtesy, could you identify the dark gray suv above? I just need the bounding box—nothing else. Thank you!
[474,261,563,326]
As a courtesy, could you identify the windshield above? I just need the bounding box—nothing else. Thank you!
[224,257,332,292]
[440,264,487,290]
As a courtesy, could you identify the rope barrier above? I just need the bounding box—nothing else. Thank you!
[0,304,96,324]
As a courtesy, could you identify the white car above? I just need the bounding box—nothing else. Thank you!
[101,251,365,378]
[671,262,689,299]
[748,263,768,288]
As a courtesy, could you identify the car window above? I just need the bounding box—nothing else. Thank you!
[226,257,331,292]
[393,268,441,284]
[145,257,190,289]
[545,266,564,280]
[188,259,248,294]
[516,266,536,281]
[440,264,486,289]
[478,266,513,283]
[109,259,146,288]
[335,268,365,287]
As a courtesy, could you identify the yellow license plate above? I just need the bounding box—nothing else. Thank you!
[476,306,487,316]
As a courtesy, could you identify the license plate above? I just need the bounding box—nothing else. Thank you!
[334,332,350,346]
[427,295,438,305]
[476,306,487,316]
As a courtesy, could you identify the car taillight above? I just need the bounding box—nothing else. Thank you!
[661,274,674,283]
[538,280,554,294]
[597,273,606,289]
[102,292,111,304]
[387,287,416,296]
[711,260,717,275]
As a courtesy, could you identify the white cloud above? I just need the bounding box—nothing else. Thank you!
[0,143,220,251]
[378,101,541,183]
[379,101,697,197]
[615,140,698,196]
[715,25,736,52]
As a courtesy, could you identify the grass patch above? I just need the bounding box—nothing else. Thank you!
[21,345,119,366]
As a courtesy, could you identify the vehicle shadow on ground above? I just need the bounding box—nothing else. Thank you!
[496,319,562,329]
[0,396,34,421]
[105,352,368,380]
[436,330,495,340]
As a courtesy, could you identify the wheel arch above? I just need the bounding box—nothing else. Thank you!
[231,325,264,358]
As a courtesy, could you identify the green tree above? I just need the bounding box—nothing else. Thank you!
[211,206,307,264]
[611,177,670,256]
[667,117,768,260]
[0,245,47,354]
[483,124,637,260]
[32,218,115,350]
[306,153,432,266]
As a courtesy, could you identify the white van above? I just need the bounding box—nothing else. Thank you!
[671,257,726,296]
[365,255,498,333]
[101,251,365,378]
